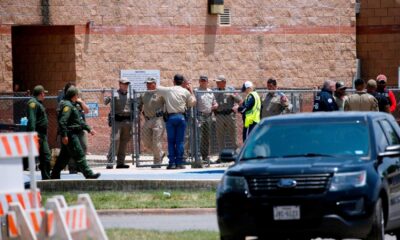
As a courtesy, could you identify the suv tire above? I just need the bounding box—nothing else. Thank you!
[365,198,385,240]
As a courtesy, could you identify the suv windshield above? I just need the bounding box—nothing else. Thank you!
[241,120,370,160]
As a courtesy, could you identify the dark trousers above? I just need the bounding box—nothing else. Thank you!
[166,114,186,166]
[242,122,257,142]
[38,133,51,180]
[51,132,93,179]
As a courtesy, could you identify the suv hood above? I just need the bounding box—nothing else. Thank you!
[228,156,367,176]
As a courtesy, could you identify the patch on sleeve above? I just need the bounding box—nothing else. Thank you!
[63,106,70,112]
[29,102,36,108]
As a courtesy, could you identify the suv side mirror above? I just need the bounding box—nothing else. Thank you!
[377,144,400,164]
[219,148,237,162]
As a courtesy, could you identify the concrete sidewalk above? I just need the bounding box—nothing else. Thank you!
[33,164,226,191]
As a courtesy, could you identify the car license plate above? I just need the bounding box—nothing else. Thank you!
[273,206,300,220]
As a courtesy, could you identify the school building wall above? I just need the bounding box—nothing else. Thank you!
[0,0,357,93]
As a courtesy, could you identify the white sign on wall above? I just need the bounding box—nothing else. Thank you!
[120,70,160,91]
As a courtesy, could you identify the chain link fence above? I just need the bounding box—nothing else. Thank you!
[2,87,400,168]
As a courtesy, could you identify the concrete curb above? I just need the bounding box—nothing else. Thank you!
[38,179,219,192]
[97,208,216,216]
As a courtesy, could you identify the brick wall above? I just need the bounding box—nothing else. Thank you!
[356,0,400,86]
[0,0,356,90]
[12,26,76,94]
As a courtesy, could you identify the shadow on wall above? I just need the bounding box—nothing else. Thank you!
[204,15,218,55]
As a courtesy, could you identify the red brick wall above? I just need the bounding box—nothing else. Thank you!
[0,0,356,90]
[357,0,400,86]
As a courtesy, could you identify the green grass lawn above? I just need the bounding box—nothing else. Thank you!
[106,229,219,240]
[41,190,216,209]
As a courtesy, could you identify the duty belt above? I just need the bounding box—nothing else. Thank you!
[215,109,233,115]
[115,115,131,121]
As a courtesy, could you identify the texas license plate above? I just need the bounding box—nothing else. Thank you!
[273,206,300,220]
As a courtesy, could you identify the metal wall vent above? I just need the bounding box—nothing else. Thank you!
[219,8,231,26]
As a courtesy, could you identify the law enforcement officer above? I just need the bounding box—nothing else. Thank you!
[57,82,90,174]
[51,86,100,179]
[195,75,218,166]
[27,85,51,180]
[104,77,133,169]
[344,78,378,112]
[376,74,397,113]
[213,75,242,152]
[261,78,290,118]
[334,81,348,111]
[238,81,261,141]
[312,80,338,112]
[157,74,196,169]
[367,79,390,113]
[138,77,166,167]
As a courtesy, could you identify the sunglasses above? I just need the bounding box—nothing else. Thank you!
[378,80,386,84]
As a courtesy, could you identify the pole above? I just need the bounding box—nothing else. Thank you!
[28,132,38,208]
[111,88,116,166]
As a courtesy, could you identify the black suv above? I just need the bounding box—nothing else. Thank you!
[217,112,400,240]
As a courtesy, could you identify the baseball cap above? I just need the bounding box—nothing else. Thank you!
[33,85,48,96]
[241,81,253,92]
[119,77,130,84]
[65,86,79,99]
[144,77,157,83]
[367,79,377,88]
[215,75,226,82]
[376,74,387,83]
[335,81,346,90]
[199,75,208,81]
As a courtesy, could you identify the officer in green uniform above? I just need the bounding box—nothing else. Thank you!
[51,86,100,179]
[27,85,51,180]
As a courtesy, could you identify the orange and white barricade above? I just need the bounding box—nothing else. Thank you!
[42,194,107,240]
[0,132,39,240]
[0,133,107,240]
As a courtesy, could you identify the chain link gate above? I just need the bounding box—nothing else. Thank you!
[2,87,400,169]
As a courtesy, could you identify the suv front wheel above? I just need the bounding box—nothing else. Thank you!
[365,198,385,240]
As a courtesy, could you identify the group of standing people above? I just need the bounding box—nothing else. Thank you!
[128,75,291,169]
[313,74,396,114]
[32,72,394,177]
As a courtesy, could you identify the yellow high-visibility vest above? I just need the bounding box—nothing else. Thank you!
[244,91,261,128]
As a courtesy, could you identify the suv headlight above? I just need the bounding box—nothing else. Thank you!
[330,171,367,191]
[220,175,249,194]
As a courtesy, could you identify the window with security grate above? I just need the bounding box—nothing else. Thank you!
[219,8,231,26]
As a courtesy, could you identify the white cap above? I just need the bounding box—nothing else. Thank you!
[241,81,253,92]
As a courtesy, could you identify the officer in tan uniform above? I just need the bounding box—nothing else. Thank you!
[157,74,196,169]
[138,77,165,167]
[261,78,290,118]
[344,78,379,112]
[213,75,242,152]
[105,77,133,169]
[195,75,218,165]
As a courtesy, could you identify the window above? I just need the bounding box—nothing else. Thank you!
[241,120,370,160]
[380,120,400,145]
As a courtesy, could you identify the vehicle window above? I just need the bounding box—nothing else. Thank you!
[380,120,400,145]
[241,121,370,160]
[374,121,389,152]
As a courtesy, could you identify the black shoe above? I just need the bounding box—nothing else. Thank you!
[166,164,176,170]
[50,173,60,180]
[176,164,186,169]
[106,165,113,169]
[86,173,101,179]
[116,164,130,169]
